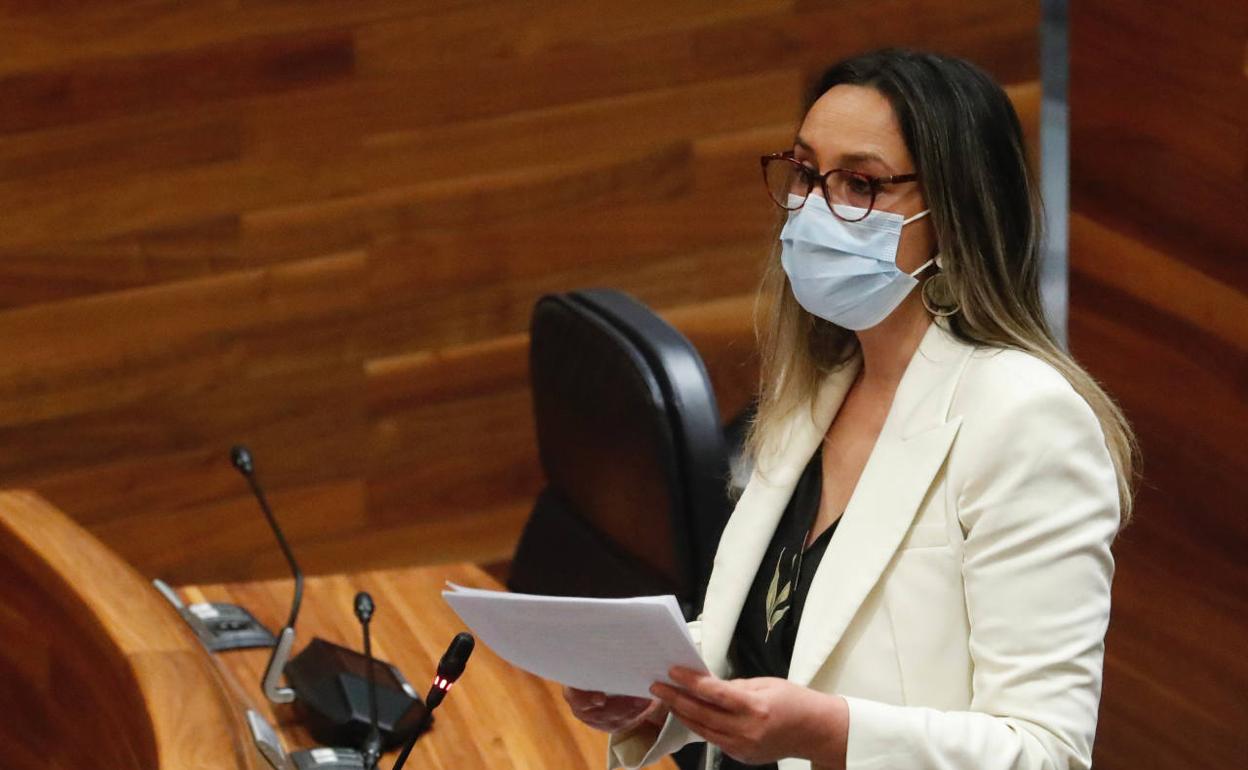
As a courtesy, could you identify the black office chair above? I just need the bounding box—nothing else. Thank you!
[509,289,749,770]
[508,289,733,619]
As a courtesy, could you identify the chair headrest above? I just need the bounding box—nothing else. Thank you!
[528,290,732,594]
[528,293,685,586]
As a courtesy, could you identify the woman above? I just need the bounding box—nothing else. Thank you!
[563,48,1136,770]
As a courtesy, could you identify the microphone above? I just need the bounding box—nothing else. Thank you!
[231,444,423,750]
[231,445,304,629]
[355,591,382,770]
[231,444,302,704]
[391,633,475,770]
[426,632,475,711]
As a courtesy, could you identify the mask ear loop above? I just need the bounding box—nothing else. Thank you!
[899,208,935,278]
[902,209,931,226]
[907,256,937,278]
[900,208,936,277]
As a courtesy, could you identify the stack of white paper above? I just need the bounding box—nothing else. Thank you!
[442,583,707,698]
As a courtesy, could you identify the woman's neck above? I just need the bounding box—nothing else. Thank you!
[854,294,932,390]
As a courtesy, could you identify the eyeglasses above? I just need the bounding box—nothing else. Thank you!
[760,150,919,222]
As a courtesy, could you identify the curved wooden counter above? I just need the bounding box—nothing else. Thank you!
[0,488,674,769]
[0,489,259,770]
[185,565,679,770]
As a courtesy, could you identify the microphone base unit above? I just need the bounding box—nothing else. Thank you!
[154,578,277,652]
[247,709,371,770]
[286,637,430,750]
[290,747,369,770]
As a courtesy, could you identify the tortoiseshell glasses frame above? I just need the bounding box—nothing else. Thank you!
[760,150,919,222]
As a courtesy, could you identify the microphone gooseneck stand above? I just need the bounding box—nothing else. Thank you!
[231,444,303,704]
[232,444,475,770]
[391,633,475,770]
[231,444,418,768]
[356,591,382,770]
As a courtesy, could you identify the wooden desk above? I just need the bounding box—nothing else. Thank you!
[186,565,677,770]
[0,490,260,770]
[0,490,674,770]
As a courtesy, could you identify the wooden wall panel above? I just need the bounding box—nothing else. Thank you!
[0,1,1039,590]
[1070,0,1248,766]
[0,31,356,134]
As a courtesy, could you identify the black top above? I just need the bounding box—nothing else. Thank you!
[719,446,840,770]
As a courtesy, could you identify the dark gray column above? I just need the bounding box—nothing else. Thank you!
[1040,0,1070,348]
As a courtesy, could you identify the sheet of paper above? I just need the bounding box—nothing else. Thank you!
[442,582,707,698]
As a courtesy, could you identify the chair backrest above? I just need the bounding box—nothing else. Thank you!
[508,290,732,615]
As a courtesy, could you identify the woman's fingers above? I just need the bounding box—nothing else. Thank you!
[565,687,650,711]
[563,686,608,718]
[654,686,755,763]
[650,682,735,728]
[598,696,654,722]
[667,667,750,712]
[562,687,657,733]
[563,686,606,709]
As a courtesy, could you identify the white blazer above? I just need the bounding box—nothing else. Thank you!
[608,317,1120,770]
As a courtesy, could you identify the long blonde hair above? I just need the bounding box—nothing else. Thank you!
[747,49,1139,526]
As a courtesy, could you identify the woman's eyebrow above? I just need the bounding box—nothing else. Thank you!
[793,135,894,170]
[841,151,891,168]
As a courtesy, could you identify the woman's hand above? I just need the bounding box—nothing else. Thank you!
[562,686,668,735]
[650,667,848,769]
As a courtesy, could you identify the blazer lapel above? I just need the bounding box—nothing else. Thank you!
[698,357,862,677]
[787,318,974,686]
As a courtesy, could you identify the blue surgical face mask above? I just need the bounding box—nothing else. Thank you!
[779,194,935,330]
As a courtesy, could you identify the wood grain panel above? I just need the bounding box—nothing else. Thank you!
[0,218,243,309]
[0,111,242,183]
[242,141,697,266]
[0,0,778,76]
[794,0,1039,85]
[1071,0,1247,291]
[0,1,1040,590]
[1070,0,1248,766]
[0,253,366,429]
[0,30,354,135]
[1069,272,1248,768]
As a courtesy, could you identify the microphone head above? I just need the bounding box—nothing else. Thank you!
[354,591,375,624]
[435,632,475,683]
[230,445,254,475]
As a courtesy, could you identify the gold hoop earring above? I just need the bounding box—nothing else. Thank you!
[921,271,960,317]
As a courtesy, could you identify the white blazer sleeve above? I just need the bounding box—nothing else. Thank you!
[842,372,1121,770]
[607,619,707,769]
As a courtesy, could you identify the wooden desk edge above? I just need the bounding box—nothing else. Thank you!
[0,489,261,770]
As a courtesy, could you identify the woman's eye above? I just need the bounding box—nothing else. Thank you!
[846,176,872,194]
